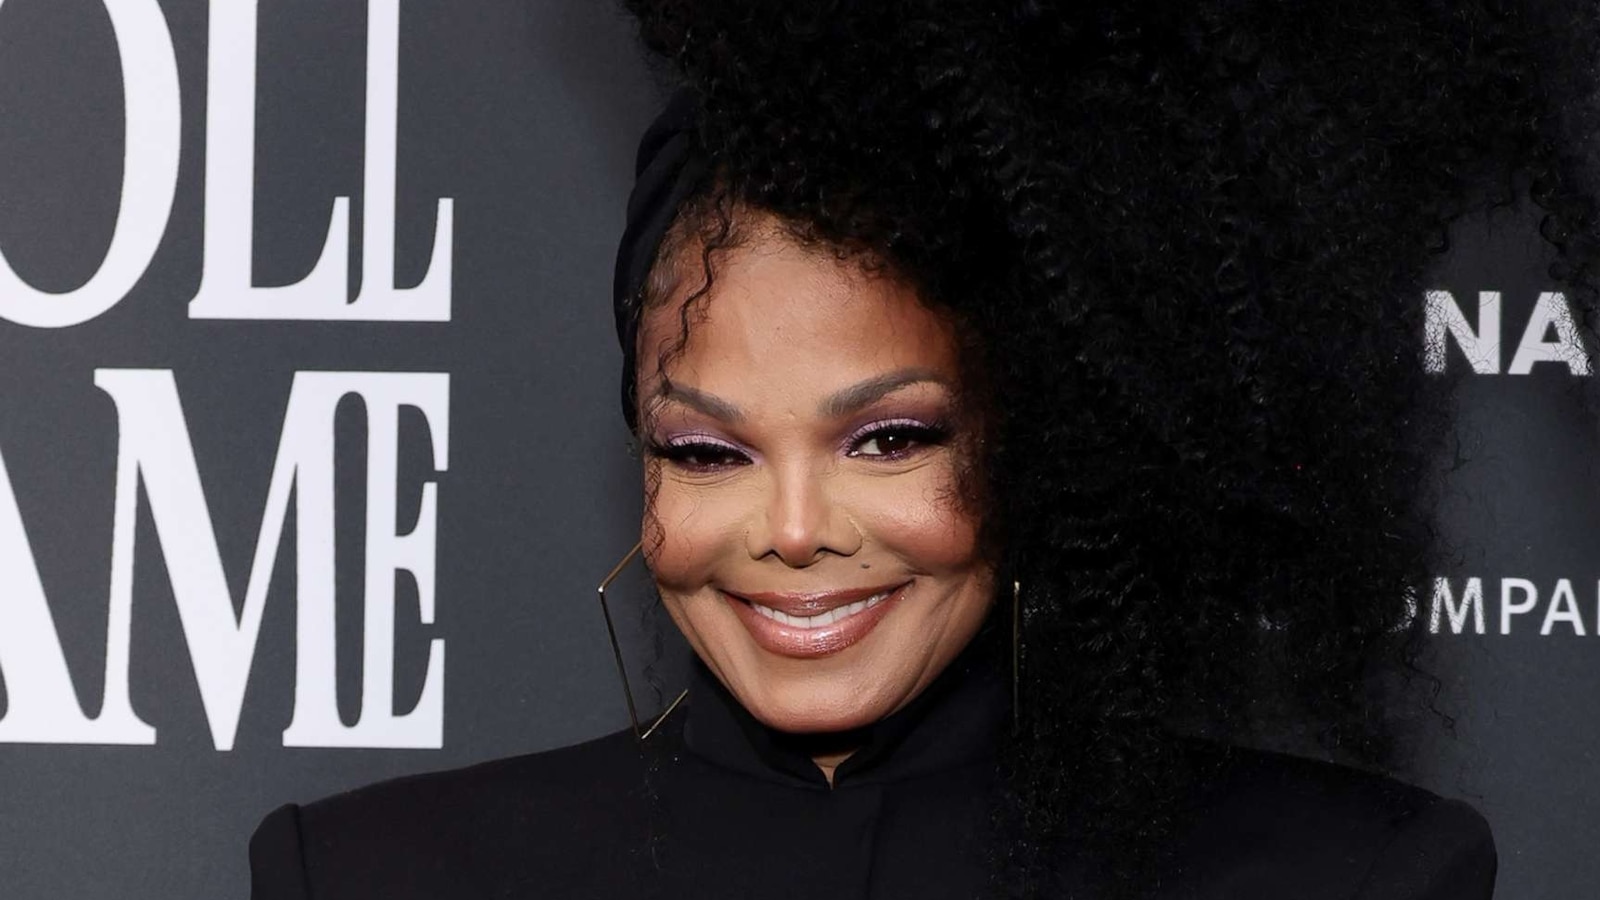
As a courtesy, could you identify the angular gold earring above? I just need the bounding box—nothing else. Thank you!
[598,539,689,741]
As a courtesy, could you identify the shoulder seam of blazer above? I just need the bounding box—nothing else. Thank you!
[1348,796,1497,900]
[249,801,315,900]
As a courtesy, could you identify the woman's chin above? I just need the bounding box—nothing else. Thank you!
[735,682,899,735]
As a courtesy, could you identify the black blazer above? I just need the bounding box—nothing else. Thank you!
[250,653,1494,899]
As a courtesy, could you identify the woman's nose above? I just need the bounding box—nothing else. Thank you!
[748,465,862,566]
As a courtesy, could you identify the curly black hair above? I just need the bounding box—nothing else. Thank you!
[617,1,1600,896]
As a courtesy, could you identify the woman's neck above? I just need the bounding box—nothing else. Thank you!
[780,729,865,788]
[812,748,855,787]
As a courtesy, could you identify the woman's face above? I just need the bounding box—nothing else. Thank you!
[636,217,995,735]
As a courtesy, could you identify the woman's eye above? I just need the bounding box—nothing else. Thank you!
[648,439,749,471]
[849,424,948,459]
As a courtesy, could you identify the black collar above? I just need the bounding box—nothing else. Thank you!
[680,628,1010,791]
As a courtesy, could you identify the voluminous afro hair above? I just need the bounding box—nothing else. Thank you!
[619,0,1600,896]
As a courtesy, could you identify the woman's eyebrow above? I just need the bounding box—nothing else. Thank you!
[657,379,745,423]
[821,368,950,418]
[655,368,950,423]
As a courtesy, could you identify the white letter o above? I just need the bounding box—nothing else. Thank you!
[0,0,179,328]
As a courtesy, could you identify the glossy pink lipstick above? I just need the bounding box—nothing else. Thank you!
[722,582,909,658]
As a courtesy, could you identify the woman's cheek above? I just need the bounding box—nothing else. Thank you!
[854,462,980,573]
[641,480,738,591]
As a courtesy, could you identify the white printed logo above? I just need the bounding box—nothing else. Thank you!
[0,0,454,750]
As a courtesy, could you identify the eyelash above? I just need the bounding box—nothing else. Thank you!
[644,419,952,473]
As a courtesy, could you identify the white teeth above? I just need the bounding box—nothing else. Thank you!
[750,589,893,629]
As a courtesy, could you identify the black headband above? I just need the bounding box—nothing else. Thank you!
[612,88,709,432]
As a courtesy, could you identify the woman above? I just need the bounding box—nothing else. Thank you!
[249,1,1599,897]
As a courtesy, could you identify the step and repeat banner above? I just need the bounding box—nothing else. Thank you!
[0,2,1592,899]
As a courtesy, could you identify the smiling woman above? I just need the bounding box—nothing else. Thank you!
[636,214,993,745]
[247,1,1600,898]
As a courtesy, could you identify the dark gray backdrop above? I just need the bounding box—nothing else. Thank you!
[0,1,1591,898]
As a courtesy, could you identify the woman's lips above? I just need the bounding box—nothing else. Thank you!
[723,582,908,658]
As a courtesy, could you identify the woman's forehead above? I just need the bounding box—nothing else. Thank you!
[636,227,960,389]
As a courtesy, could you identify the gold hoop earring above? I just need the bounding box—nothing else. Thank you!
[597,539,689,742]
[1011,578,1022,735]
